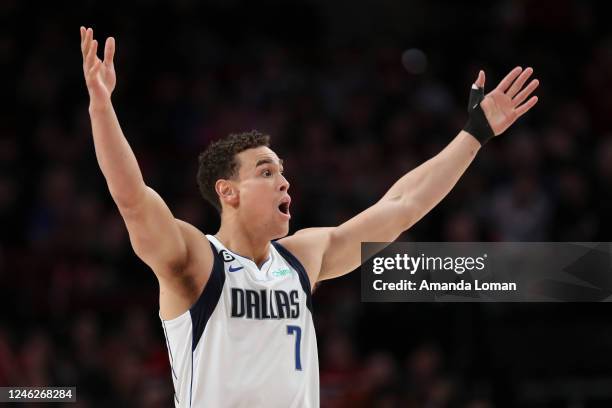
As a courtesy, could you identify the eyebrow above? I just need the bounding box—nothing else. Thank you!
[255,158,284,168]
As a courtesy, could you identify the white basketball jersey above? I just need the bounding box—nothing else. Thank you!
[160,235,319,407]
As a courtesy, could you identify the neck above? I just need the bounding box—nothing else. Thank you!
[215,218,272,267]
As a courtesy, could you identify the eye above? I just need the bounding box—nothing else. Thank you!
[262,169,272,177]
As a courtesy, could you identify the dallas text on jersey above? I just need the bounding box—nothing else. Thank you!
[231,288,300,319]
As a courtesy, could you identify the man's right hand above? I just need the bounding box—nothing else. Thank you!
[79,26,210,320]
[80,26,116,108]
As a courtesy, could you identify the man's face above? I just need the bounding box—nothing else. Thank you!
[229,146,291,238]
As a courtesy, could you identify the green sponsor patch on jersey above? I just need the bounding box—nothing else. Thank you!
[272,268,292,277]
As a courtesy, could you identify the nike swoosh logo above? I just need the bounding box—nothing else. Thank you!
[228,265,244,273]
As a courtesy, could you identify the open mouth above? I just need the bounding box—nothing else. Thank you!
[278,197,291,217]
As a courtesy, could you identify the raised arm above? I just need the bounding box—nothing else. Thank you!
[80,27,205,278]
[279,67,539,284]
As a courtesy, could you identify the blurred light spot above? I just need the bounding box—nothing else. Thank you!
[401,48,428,74]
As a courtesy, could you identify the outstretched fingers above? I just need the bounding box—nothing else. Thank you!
[513,79,539,107]
[80,27,86,57]
[85,39,98,72]
[81,27,93,60]
[495,66,522,93]
[506,67,534,98]
[104,37,115,68]
[515,96,538,118]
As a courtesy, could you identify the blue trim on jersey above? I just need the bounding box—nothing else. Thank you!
[189,337,194,408]
[271,241,313,314]
[189,240,226,351]
[162,320,179,381]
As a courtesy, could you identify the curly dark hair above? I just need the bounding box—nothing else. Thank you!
[197,130,271,213]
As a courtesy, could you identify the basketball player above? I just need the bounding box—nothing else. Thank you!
[80,26,538,407]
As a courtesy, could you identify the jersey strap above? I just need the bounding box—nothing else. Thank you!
[190,239,226,351]
[271,241,313,314]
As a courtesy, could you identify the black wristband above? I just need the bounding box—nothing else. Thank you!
[467,84,484,113]
[463,86,495,146]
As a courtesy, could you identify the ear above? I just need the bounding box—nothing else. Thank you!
[215,179,239,208]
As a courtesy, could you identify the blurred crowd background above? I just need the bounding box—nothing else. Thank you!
[2,0,612,406]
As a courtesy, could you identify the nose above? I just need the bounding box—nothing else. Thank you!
[279,174,290,192]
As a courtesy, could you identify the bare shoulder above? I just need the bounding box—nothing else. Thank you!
[175,218,208,240]
[277,227,334,287]
[174,219,214,278]
[156,220,215,319]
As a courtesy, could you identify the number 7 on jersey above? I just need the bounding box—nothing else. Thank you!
[286,325,302,370]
